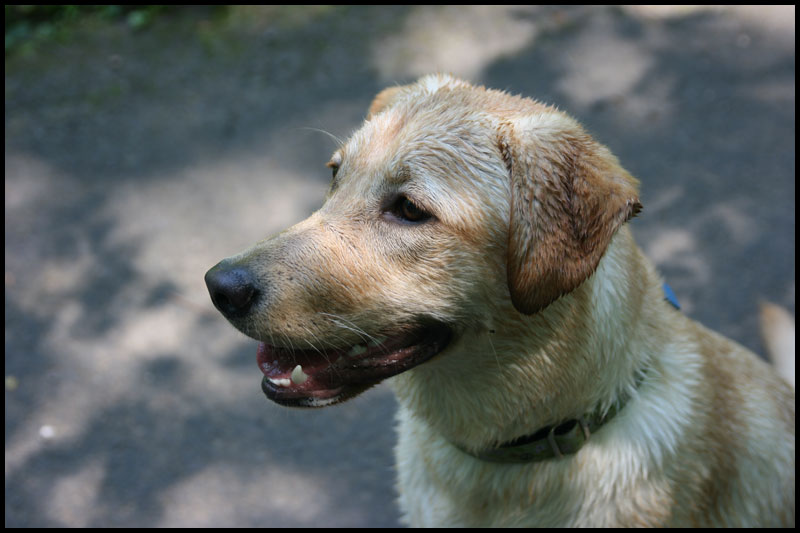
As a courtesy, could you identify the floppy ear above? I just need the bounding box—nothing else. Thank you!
[500,114,642,315]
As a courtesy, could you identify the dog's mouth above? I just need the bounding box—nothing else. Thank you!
[257,321,452,407]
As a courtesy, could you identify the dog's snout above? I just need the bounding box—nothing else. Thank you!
[204,262,259,318]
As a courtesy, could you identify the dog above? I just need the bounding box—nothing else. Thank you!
[205,75,794,527]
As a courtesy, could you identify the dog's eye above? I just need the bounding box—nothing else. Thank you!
[326,161,339,179]
[390,195,432,224]
[326,153,343,183]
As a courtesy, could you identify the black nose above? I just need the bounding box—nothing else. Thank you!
[204,262,259,318]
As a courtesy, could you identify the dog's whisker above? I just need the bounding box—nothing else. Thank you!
[300,328,328,355]
[317,312,383,348]
[328,318,392,356]
[486,331,502,375]
[297,126,345,147]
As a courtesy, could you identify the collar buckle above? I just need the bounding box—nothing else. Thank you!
[545,425,564,458]
[546,416,592,458]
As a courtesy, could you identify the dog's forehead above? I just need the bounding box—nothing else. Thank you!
[346,110,408,169]
[342,96,495,180]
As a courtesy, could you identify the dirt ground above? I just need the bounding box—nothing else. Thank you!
[5,6,794,527]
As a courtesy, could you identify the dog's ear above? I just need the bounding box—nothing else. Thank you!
[368,85,408,118]
[500,114,642,315]
[368,75,468,118]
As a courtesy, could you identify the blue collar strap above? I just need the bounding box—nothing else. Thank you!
[662,282,681,310]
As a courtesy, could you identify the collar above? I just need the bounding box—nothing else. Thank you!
[456,388,635,464]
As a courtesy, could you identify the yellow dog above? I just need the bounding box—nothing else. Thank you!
[206,75,794,527]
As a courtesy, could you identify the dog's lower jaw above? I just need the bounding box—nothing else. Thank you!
[261,377,372,408]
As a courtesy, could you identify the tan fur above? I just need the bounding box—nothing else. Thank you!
[211,75,794,526]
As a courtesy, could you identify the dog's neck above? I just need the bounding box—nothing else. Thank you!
[462,279,677,464]
[390,228,664,454]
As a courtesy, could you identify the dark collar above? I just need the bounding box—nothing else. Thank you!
[456,389,634,464]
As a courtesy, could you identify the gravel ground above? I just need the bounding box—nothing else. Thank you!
[5,6,794,527]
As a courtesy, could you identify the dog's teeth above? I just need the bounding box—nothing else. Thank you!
[291,364,308,385]
[348,344,368,357]
[268,377,292,387]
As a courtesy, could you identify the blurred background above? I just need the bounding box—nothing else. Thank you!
[5,5,794,527]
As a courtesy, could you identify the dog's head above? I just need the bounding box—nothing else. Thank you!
[205,75,640,407]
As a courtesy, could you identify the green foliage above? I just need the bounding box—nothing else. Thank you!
[5,5,170,54]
